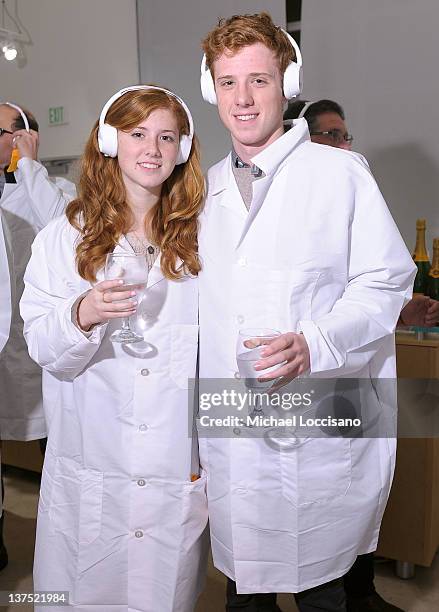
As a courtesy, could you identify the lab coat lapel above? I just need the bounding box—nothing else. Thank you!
[236,174,272,248]
[208,154,248,221]
[236,118,311,248]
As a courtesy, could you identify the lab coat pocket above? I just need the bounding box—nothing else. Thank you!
[49,456,103,546]
[234,266,316,330]
[170,324,199,390]
[181,474,209,551]
[176,474,209,600]
[281,438,352,506]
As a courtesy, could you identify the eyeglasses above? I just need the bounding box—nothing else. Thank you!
[310,129,353,145]
[0,128,13,137]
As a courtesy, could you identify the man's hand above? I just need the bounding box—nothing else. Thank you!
[12,129,39,160]
[253,331,310,387]
[77,280,138,331]
[424,298,439,327]
[400,295,438,327]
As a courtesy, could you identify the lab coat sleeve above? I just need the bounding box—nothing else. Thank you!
[20,227,107,379]
[16,158,77,230]
[299,158,416,375]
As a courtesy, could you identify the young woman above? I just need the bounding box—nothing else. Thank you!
[20,86,207,612]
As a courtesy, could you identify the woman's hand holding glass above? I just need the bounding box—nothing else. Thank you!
[77,280,138,332]
[104,253,149,343]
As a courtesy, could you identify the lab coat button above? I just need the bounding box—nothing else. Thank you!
[237,315,245,324]
[234,371,241,379]
[139,423,148,432]
[237,257,247,267]
[135,530,143,538]
[137,479,146,487]
[140,368,149,376]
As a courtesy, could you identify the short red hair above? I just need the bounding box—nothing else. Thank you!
[202,12,295,77]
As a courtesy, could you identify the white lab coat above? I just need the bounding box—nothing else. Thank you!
[20,215,208,612]
[0,209,13,515]
[0,158,76,440]
[0,209,12,354]
[198,119,416,593]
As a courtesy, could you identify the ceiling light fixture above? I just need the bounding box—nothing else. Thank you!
[2,41,17,60]
[0,0,26,62]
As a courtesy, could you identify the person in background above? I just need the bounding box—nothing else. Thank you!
[20,86,207,612]
[284,99,439,331]
[198,12,416,612]
[0,102,76,569]
[283,98,439,612]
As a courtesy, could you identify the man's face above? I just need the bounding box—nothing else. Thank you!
[213,43,285,160]
[0,104,17,169]
[310,112,352,151]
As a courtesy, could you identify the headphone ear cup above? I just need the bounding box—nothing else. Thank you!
[200,69,217,105]
[176,134,192,165]
[98,123,118,157]
[282,63,302,100]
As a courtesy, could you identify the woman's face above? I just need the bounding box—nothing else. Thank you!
[117,107,180,199]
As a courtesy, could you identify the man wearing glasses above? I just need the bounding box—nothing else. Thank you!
[284,99,353,150]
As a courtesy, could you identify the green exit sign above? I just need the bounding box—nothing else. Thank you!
[48,106,67,126]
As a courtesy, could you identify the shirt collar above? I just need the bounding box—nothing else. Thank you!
[250,117,310,176]
[232,148,263,177]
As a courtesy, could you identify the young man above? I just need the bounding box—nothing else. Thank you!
[0,102,76,568]
[198,13,416,612]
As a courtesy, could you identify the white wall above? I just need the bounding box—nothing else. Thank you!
[301,0,439,250]
[0,0,139,160]
[137,0,286,169]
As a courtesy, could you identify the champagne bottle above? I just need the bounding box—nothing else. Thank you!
[412,219,431,294]
[427,238,439,301]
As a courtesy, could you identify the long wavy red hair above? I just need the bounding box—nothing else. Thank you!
[66,87,204,282]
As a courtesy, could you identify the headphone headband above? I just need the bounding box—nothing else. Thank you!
[298,101,313,118]
[281,29,302,68]
[0,102,30,132]
[98,85,194,164]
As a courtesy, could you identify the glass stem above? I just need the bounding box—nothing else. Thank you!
[121,317,131,331]
[253,395,263,414]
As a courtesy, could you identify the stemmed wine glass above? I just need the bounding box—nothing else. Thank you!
[236,328,281,419]
[105,253,149,344]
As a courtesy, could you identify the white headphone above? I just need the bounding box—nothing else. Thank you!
[0,102,30,132]
[200,29,303,105]
[298,100,313,118]
[98,85,194,164]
